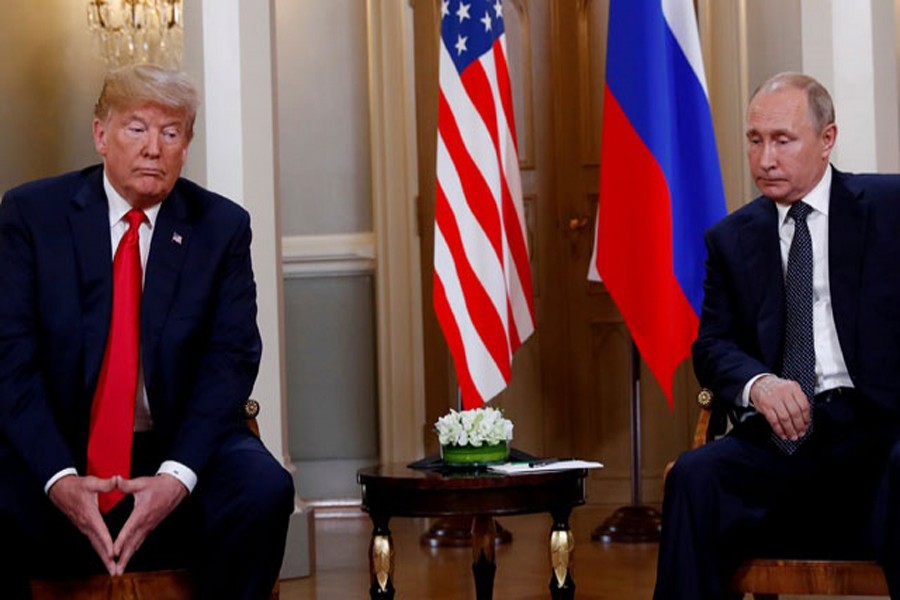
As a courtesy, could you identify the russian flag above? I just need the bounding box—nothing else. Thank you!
[588,0,726,408]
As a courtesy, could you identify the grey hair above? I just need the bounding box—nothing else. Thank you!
[751,72,835,133]
[94,64,199,139]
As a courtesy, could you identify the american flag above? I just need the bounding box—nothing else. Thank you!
[434,0,535,409]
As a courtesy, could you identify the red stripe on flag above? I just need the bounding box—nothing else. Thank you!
[500,195,528,348]
[596,86,698,406]
[460,61,500,158]
[438,91,503,262]
[434,19,535,406]
[436,184,512,380]
[460,53,535,342]
[488,49,535,330]
[501,181,534,318]
[492,39,518,149]
[458,54,535,346]
[506,298,520,350]
[433,274,483,408]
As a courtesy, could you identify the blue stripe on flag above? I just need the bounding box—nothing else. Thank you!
[605,0,725,315]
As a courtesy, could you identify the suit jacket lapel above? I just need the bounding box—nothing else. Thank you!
[142,185,192,385]
[739,199,784,369]
[828,169,867,372]
[69,169,113,389]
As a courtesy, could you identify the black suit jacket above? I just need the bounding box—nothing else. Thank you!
[0,165,262,486]
[693,168,900,419]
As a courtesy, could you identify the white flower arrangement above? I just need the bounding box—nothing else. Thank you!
[435,406,514,448]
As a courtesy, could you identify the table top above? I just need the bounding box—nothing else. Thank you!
[357,463,587,519]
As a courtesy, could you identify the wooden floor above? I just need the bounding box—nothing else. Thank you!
[278,503,883,599]
[280,504,657,599]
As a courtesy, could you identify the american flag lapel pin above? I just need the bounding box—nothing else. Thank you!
[172,232,183,245]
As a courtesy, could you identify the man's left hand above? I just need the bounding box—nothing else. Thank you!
[111,474,189,575]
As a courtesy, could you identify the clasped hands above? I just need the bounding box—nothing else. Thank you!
[750,374,812,441]
[48,473,188,576]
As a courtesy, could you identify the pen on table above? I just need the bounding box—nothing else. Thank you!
[528,457,559,467]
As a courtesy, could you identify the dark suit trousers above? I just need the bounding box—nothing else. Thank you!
[653,391,900,600]
[0,430,294,600]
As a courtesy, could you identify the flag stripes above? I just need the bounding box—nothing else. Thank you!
[589,0,726,406]
[596,89,701,399]
[435,0,535,409]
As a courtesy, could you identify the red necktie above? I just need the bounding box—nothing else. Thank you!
[87,208,145,513]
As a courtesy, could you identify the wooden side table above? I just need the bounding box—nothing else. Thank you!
[357,463,588,600]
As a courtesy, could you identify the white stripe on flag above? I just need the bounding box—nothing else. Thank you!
[661,0,709,96]
[439,45,506,215]
[479,44,534,343]
[434,227,508,399]
[587,209,603,282]
[434,2,535,407]
[436,136,508,323]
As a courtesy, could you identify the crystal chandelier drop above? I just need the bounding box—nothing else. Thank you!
[86,0,183,69]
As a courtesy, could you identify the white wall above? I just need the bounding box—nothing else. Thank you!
[274,0,381,500]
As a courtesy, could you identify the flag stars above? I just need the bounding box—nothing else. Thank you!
[441,0,449,18]
[480,11,492,32]
[455,34,468,55]
[456,1,471,23]
[493,0,503,19]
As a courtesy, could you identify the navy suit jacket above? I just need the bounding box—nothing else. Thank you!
[693,168,900,419]
[0,165,262,487]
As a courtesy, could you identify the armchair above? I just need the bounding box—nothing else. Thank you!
[690,390,888,599]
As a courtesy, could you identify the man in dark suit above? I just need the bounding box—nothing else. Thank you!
[654,72,900,599]
[0,64,294,599]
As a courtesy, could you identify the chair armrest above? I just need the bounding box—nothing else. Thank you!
[692,388,721,448]
[243,399,261,439]
[665,389,718,481]
[692,406,712,449]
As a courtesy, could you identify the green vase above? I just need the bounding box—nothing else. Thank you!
[441,441,509,467]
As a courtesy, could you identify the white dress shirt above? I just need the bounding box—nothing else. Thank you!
[44,173,197,494]
[741,166,854,406]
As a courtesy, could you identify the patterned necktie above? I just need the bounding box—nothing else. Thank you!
[774,201,815,454]
[87,208,145,513]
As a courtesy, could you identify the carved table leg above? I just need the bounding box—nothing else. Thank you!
[471,515,497,600]
[549,508,576,600]
[368,514,395,599]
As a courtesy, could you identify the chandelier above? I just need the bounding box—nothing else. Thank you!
[86,0,183,68]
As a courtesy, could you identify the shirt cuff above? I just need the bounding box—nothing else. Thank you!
[45,467,79,495]
[742,373,773,407]
[157,460,198,493]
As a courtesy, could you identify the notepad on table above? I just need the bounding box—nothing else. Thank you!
[488,459,603,474]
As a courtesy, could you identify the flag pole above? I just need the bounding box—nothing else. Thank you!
[591,340,661,543]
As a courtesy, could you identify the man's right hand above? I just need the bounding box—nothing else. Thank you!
[47,474,118,575]
[750,374,812,441]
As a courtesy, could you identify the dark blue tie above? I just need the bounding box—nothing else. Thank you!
[775,201,815,454]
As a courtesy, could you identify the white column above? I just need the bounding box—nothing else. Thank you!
[183,0,313,579]
[801,0,900,172]
[367,0,426,463]
[698,0,753,211]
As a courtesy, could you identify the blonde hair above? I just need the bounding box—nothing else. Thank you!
[94,64,199,139]
[751,72,835,134]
